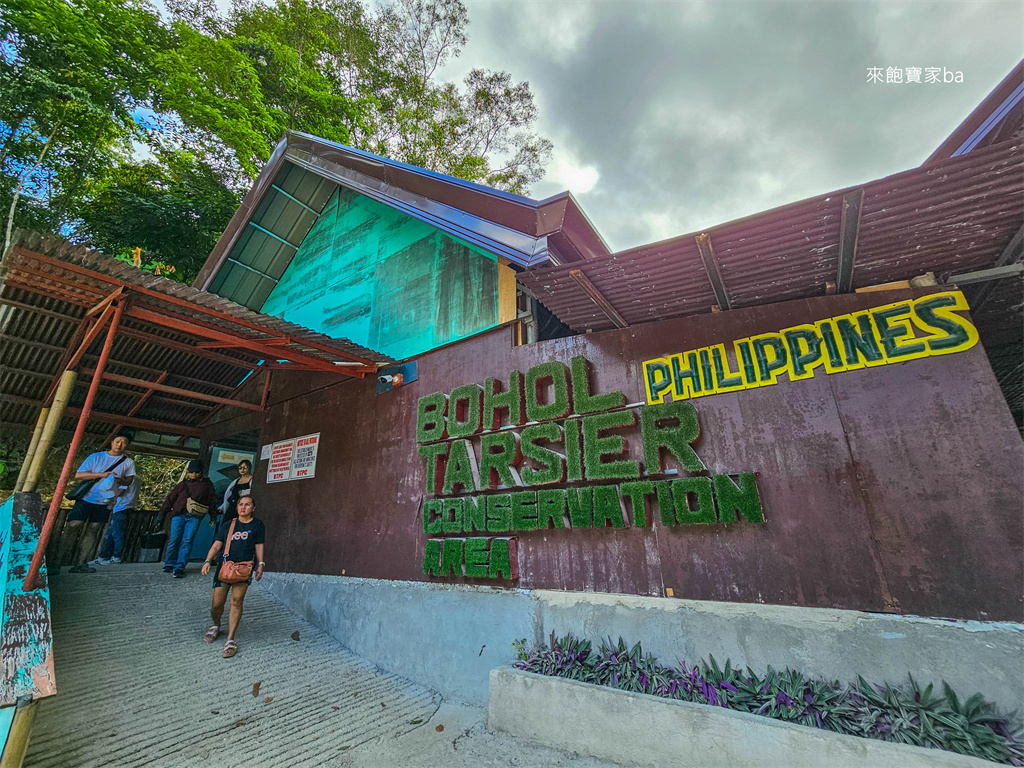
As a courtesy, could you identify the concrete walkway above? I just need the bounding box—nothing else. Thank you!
[27,564,622,768]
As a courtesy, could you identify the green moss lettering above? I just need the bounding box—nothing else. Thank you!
[479,432,522,489]
[488,538,517,579]
[440,538,465,577]
[417,392,447,442]
[566,487,594,528]
[442,440,478,495]
[713,473,764,523]
[537,488,567,530]
[423,539,442,576]
[525,361,572,421]
[671,477,716,525]
[593,485,626,528]
[448,383,483,438]
[464,537,489,577]
[486,493,512,532]
[564,418,583,482]
[640,402,706,474]
[620,480,655,526]
[510,490,538,531]
[484,371,524,429]
[653,481,677,526]
[581,410,640,480]
[441,498,464,533]
[418,442,448,494]
[521,423,566,485]
[463,495,487,533]
[570,356,625,414]
[423,499,443,534]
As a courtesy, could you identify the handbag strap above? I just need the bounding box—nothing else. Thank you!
[104,455,128,474]
[223,518,237,561]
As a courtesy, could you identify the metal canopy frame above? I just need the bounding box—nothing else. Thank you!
[1,234,387,593]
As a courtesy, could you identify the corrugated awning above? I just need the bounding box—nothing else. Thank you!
[1,232,391,455]
[518,141,1023,332]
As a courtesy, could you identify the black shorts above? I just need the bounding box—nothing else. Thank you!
[212,563,254,588]
[68,499,110,524]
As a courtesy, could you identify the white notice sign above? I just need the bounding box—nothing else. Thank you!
[292,433,320,479]
[266,433,320,483]
[260,444,272,461]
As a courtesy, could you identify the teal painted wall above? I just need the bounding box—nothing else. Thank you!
[263,187,501,360]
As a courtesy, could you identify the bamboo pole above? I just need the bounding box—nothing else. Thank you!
[0,699,38,768]
[13,407,49,492]
[20,372,76,494]
[24,300,124,592]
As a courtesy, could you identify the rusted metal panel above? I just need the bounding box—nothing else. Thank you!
[210,289,1023,621]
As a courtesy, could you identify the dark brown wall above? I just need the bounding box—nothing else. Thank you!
[205,289,1024,621]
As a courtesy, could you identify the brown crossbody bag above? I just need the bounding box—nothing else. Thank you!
[217,518,254,584]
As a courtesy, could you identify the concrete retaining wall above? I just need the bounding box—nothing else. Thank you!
[488,667,995,768]
[261,573,1024,712]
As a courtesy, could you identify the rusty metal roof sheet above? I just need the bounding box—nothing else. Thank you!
[1,233,393,450]
[519,141,1023,333]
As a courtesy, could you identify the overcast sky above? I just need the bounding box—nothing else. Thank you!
[437,1,1023,253]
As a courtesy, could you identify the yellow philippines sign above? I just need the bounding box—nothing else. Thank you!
[642,291,978,404]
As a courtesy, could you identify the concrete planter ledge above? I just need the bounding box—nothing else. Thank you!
[487,667,996,768]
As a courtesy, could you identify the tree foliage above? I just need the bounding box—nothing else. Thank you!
[1,0,552,276]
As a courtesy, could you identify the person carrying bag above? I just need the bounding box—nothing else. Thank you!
[216,518,253,584]
[157,460,216,578]
[62,430,136,574]
[201,496,266,658]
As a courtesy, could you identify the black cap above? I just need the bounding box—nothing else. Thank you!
[186,459,204,474]
[114,428,135,443]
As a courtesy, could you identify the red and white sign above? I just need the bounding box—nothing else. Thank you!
[266,433,320,483]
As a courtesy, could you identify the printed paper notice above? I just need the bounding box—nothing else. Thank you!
[267,441,295,483]
[292,433,320,479]
[266,433,320,483]
[260,444,273,460]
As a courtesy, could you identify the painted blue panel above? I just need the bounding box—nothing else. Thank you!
[262,187,501,360]
[0,494,54,706]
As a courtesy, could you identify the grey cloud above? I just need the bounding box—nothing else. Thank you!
[446,1,1022,251]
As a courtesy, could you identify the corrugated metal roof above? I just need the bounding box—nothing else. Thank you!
[1,232,392,448]
[519,141,1023,332]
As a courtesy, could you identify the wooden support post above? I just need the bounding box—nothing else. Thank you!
[0,698,38,768]
[13,408,49,493]
[21,373,77,494]
[24,300,124,592]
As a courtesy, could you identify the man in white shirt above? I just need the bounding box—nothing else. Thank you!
[63,430,136,574]
[92,476,139,565]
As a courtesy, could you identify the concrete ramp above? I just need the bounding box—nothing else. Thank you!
[26,564,440,767]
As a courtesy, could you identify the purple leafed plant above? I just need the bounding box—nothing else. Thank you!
[512,632,1024,766]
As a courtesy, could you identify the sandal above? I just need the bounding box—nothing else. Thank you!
[223,640,238,658]
[204,626,220,643]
